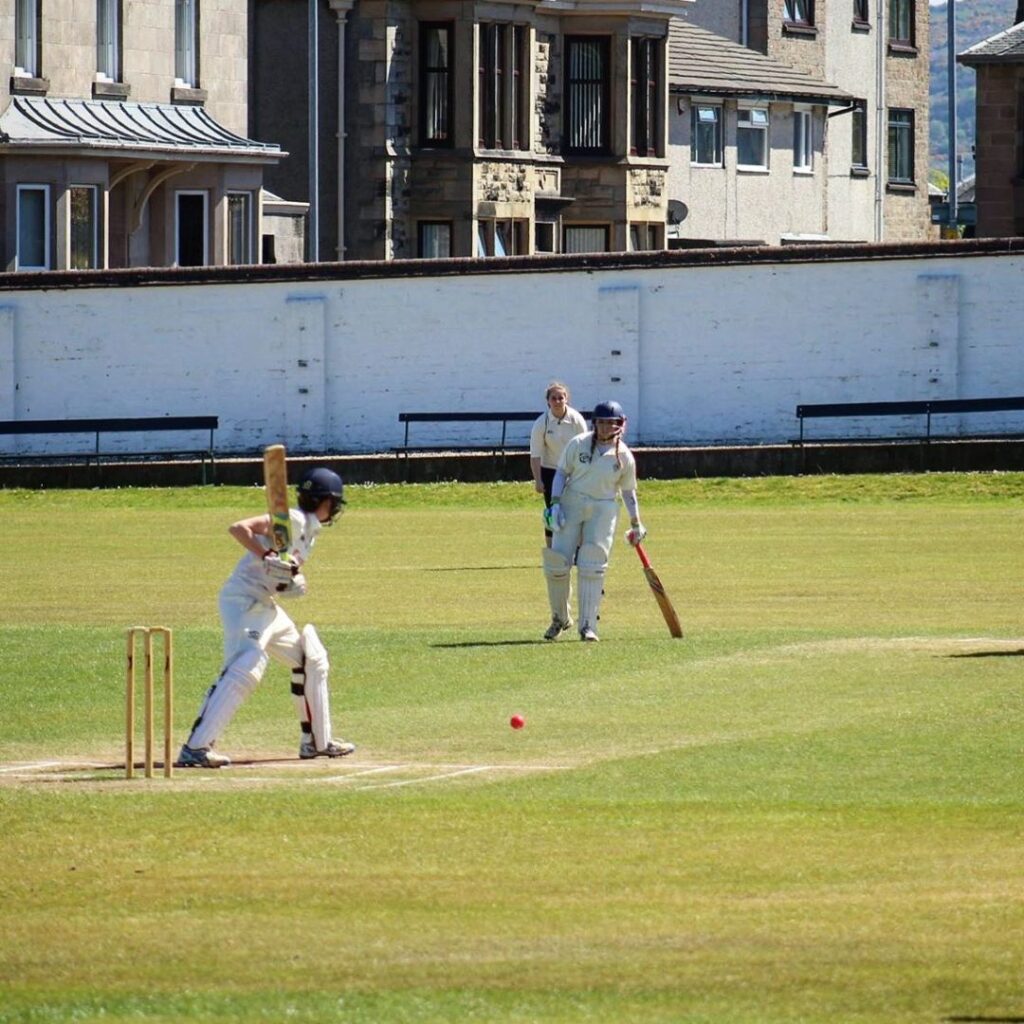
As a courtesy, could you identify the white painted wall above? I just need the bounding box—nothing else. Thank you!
[1,249,1023,456]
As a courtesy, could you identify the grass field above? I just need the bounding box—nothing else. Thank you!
[1,474,1022,1024]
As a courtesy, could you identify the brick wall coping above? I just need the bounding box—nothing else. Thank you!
[1,238,1022,292]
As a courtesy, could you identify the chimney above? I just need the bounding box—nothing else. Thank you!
[1018,0,1024,24]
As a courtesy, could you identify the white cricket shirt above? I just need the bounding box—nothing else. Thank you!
[223,508,321,601]
[557,432,637,501]
[530,407,588,469]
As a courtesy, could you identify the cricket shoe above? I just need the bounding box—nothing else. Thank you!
[543,616,573,641]
[300,739,356,759]
[579,626,600,642]
[178,744,231,769]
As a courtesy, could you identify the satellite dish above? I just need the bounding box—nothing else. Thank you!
[667,200,688,225]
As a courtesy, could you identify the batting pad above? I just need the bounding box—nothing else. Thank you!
[542,547,572,624]
[187,646,268,749]
[577,543,607,633]
[300,624,333,751]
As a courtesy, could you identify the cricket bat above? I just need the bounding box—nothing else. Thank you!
[633,541,683,638]
[263,444,291,556]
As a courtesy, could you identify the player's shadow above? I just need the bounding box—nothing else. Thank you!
[431,640,544,648]
[946,650,1024,658]
[944,1017,1024,1022]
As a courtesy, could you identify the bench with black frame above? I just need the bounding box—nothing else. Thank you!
[0,415,219,482]
[793,397,1024,447]
[394,411,543,458]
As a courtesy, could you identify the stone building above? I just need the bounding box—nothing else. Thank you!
[253,0,693,260]
[958,8,1024,237]
[676,0,932,243]
[1,0,283,270]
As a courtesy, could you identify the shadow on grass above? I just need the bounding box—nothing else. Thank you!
[944,1017,1024,1022]
[947,650,1024,658]
[431,640,544,648]
[423,565,536,572]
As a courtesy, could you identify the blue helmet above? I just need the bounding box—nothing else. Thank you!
[297,466,345,522]
[593,400,626,422]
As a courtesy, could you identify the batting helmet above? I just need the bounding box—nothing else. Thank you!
[297,466,346,523]
[593,400,626,422]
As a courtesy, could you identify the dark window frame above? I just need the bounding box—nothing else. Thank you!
[851,99,868,169]
[888,0,915,46]
[887,107,915,184]
[420,22,454,148]
[418,220,453,258]
[630,37,660,157]
[565,35,611,155]
[478,22,528,151]
[852,0,870,26]
[563,223,610,253]
[783,0,814,26]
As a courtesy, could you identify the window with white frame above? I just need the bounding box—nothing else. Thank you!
[227,192,253,265]
[175,0,198,86]
[70,186,99,269]
[17,185,50,271]
[793,109,812,172]
[97,0,121,80]
[476,219,526,257]
[175,190,208,266]
[15,0,39,77]
[563,225,609,253]
[418,221,452,258]
[691,103,722,166]
[737,107,769,169]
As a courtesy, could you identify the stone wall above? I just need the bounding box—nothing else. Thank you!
[972,64,1024,237]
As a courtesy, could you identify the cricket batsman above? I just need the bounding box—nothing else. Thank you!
[178,466,356,768]
[541,400,646,642]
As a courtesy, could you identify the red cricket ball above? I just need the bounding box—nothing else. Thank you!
[510,714,525,730]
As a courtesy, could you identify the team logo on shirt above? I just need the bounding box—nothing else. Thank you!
[579,453,592,464]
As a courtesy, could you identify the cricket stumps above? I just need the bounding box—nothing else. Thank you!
[125,626,174,779]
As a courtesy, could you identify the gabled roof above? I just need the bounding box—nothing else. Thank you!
[0,96,283,162]
[668,20,852,105]
[958,20,1024,64]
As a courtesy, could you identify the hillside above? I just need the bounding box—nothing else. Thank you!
[930,0,1018,179]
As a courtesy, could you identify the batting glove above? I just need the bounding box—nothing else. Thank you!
[262,551,295,584]
[543,502,566,533]
[626,521,647,546]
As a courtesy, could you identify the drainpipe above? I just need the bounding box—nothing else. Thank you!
[741,0,748,46]
[308,0,319,262]
[946,0,957,235]
[874,0,885,241]
[331,1,354,260]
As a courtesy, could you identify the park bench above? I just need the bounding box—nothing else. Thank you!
[793,397,1024,446]
[0,415,219,481]
[394,411,542,457]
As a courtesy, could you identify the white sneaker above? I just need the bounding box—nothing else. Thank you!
[178,744,231,768]
[579,626,600,642]
[543,616,573,641]
[299,738,356,759]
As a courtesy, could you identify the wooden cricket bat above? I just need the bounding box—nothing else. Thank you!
[633,541,683,638]
[263,444,291,556]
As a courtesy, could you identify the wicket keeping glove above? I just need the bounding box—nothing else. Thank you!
[543,501,566,533]
[626,521,647,546]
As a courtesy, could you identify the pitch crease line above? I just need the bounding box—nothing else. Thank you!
[354,766,492,790]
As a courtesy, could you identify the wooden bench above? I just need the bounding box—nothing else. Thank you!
[395,411,542,457]
[794,397,1024,446]
[0,415,219,482]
